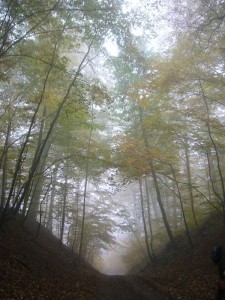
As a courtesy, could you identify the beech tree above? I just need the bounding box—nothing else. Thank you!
[0,0,123,224]
[0,1,139,267]
[109,0,225,256]
[1,0,225,269]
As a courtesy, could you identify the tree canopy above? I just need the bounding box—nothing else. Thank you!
[0,0,225,269]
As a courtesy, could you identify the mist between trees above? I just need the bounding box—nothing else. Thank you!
[0,0,225,271]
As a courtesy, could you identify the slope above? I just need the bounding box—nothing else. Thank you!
[0,215,168,299]
[141,215,225,300]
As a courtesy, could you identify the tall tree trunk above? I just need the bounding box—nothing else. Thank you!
[170,166,193,247]
[206,148,223,207]
[196,71,225,221]
[184,142,199,229]
[10,40,93,221]
[0,108,12,211]
[127,223,149,261]
[72,189,80,252]
[28,106,51,219]
[138,104,176,249]
[46,166,57,232]
[151,168,177,249]
[0,41,59,225]
[79,101,94,259]
[34,184,51,239]
[172,183,179,232]
[139,178,153,263]
[144,176,155,259]
[60,160,69,243]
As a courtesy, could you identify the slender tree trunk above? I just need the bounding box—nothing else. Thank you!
[196,71,225,222]
[128,223,149,261]
[28,106,51,219]
[152,168,177,248]
[184,143,199,229]
[79,100,94,259]
[206,148,223,206]
[46,167,57,232]
[171,166,193,247]
[138,104,176,249]
[0,109,12,210]
[144,176,155,259]
[0,41,60,224]
[172,183,179,232]
[43,193,49,227]
[11,40,93,221]
[60,160,69,244]
[139,178,153,263]
[72,190,80,252]
[34,184,50,239]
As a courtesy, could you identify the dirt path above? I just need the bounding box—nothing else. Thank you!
[95,274,169,300]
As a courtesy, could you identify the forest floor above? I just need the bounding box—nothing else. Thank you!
[0,214,224,300]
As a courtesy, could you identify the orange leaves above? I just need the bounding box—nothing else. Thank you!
[117,137,174,178]
[118,138,150,177]
[116,128,178,179]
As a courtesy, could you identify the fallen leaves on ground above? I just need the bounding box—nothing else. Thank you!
[0,215,224,299]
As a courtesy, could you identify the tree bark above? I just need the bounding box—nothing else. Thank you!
[138,104,177,249]
[170,166,193,247]
[46,166,57,232]
[144,176,155,260]
[60,160,69,244]
[79,100,94,259]
[184,142,199,229]
[139,178,153,263]
[0,107,12,211]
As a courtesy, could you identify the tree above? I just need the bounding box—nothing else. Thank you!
[0,0,129,229]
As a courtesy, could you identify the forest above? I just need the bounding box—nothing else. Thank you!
[0,0,225,276]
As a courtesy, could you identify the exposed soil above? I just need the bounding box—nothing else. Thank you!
[0,214,224,300]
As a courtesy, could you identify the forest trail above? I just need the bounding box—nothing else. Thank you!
[0,216,224,299]
[0,217,168,300]
[95,274,168,300]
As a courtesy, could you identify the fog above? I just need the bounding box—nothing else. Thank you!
[101,236,130,275]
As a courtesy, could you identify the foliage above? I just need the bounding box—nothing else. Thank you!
[1,0,225,269]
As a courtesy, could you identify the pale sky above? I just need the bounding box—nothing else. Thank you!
[104,0,172,56]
